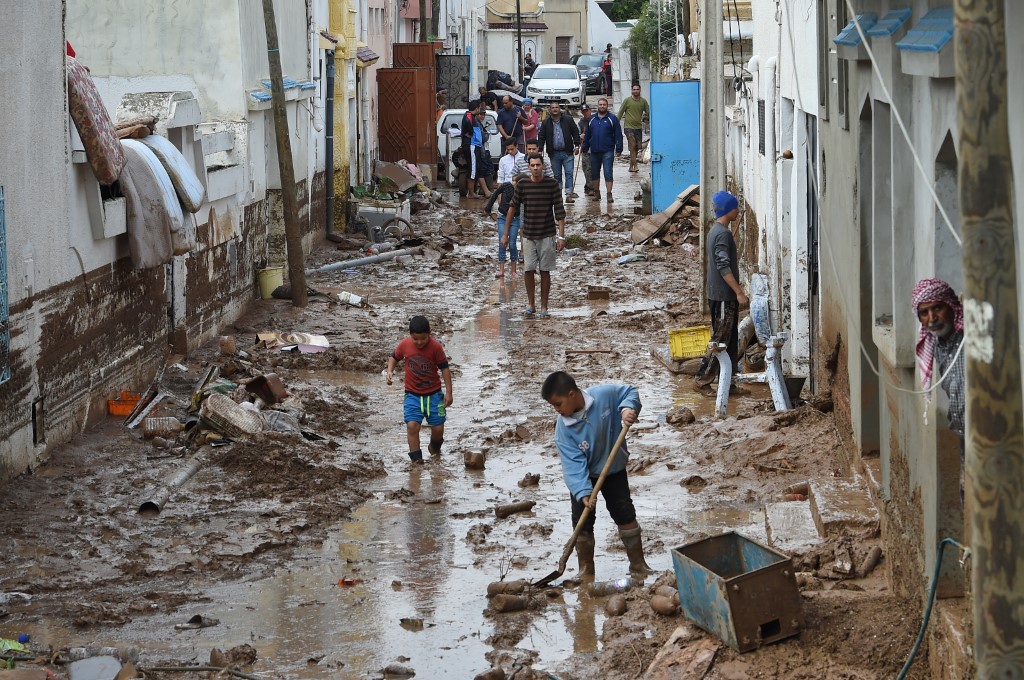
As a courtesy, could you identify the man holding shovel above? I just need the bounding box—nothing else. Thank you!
[541,371,653,579]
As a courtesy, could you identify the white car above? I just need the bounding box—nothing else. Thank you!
[436,109,502,165]
[525,64,585,110]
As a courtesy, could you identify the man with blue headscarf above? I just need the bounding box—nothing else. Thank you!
[697,191,748,385]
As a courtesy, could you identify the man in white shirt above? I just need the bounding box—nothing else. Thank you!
[497,139,525,184]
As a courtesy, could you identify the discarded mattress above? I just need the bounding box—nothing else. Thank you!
[140,134,206,213]
[119,151,171,269]
[67,56,126,185]
[121,139,191,267]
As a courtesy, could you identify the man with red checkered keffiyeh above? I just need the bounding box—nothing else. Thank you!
[913,278,966,501]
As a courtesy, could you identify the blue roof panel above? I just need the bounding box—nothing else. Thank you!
[866,8,912,37]
[896,8,953,53]
[249,91,273,102]
[833,13,878,47]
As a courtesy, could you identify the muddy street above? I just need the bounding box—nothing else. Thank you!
[0,164,927,679]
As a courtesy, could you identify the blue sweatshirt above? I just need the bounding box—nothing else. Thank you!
[581,112,623,155]
[554,384,642,502]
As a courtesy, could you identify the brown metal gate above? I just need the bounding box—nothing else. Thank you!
[376,68,434,164]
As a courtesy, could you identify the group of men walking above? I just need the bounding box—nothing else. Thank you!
[467,86,649,319]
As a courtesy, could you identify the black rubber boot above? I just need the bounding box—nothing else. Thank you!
[576,534,596,580]
[428,438,443,456]
[619,527,653,576]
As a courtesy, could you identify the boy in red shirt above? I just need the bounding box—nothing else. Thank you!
[386,316,454,462]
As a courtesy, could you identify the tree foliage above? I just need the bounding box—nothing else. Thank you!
[623,2,665,64]
[607,0,647,22]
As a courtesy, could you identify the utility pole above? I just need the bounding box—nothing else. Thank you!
[262,0,307,308]
[956,0,1024,675]
[516,0,524,82]
[698,0,724,315]
[419,0,428,41]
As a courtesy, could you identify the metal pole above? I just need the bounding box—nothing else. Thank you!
[304,247,425,276]
[516,0,524,82]
[955,0,1024,675]
[262,0,308,308]
[698,0,725,316]
[325,49,343,243]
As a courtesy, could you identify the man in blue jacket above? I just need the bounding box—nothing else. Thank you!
[580,98,623,202]
[542,371,653,579]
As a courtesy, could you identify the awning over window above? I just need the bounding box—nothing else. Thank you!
[896,8,954,78]
[865,8,912,38]
[895,8,953,53]
[833,13,877,47]
[356,46,380,67]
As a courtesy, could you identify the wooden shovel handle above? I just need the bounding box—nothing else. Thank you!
[556,423,632,571]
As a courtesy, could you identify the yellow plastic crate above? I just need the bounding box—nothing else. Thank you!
[669,326,712,360]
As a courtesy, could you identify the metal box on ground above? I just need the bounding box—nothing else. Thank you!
[672,532,803,652]
[668,325,712,360]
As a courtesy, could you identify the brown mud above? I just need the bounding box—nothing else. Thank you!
[0,158,925,679]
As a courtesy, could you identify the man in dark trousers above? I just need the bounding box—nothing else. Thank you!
[581,98,623,202]
[578,103,594,195]
[505,153,566,318]
[538,102,581,203]
[497,95,528,152]
[697,190,747,386]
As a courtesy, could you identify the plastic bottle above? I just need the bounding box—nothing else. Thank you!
[587,577,644,596]
[142,416,182,439]
[682,243,698,258]
[337,291,365,307]
[367,242,394,255]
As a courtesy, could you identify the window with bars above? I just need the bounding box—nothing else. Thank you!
[758,99,766,155]
[0,186,10,385]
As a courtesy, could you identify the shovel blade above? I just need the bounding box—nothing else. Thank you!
[532,569,563,588]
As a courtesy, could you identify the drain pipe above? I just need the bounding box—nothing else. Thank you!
[765,333,792,411]
[139,453,206,515]
[304,246,424,276]
[711,343,733,419]
[324,49,343,243]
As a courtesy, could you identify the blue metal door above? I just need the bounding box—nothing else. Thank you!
[650,80,700,213]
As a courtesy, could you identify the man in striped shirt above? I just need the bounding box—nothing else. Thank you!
[505,153,566,318]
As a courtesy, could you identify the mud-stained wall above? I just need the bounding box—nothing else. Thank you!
[0,261,168,478]
[267,172,326,266]
[174,202,267,353]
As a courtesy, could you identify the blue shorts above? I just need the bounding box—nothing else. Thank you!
[404,391,446,426]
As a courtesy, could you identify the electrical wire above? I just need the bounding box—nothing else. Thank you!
[778,0,965,398]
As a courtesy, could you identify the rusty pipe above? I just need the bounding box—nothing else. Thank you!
[138,453,205,515]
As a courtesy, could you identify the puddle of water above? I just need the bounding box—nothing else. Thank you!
[0,282,774,678]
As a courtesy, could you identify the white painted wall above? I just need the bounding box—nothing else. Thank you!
[587,0,631,53]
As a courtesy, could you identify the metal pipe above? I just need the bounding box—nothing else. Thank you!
[138,453,206,515]
[712,343,732,419]
[325,49,343,243]
[304,247,424,276]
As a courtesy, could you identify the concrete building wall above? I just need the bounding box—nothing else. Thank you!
[538,0,587,64]
[0,2,170,476]
[587,0,631,53]
[737,3,1024,657]
[67,1,247,118]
